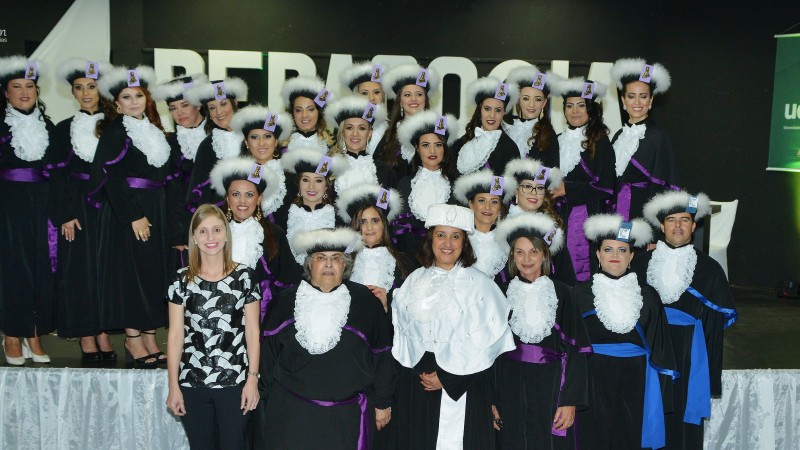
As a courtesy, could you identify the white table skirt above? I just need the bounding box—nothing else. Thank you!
[0,367,798,449]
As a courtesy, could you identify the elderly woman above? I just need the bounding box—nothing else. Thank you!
[491,213,591,449]
[324,96,397,192]
[209,157,300,323]
[166,204,262,450]
[0,56,54,364]
[336,183,416,312]
[339,61,388,155]
[454,77,521,175]
[504,65,559,161]
[258,228,395,449]
[453,169,509,281]
[392,203,515,449]
[281,75,334,155]
[503,158,576,285]
[573,214,678,449]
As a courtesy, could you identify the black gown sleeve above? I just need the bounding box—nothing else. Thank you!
[564,136,615,208]
[48,118,78,226]
[184,134,217,212]
[554,281,590,409]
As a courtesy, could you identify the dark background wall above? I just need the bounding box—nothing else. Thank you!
[3,0,800,289]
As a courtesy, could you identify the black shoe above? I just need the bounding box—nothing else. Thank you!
[124,333,157,368]
[79,341,102,362]
[100,350,118,361]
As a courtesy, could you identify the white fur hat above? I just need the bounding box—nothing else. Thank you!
[381,63,440,100]
[209,157,284,215]
[229,104,293,142]
[452,169,510,205]
[150,73,209,103]
[339,61,386,92]
[550,76,607,102]
[335,183,403,223]
[505,65,554,96]
[397,110,459,149]
[280,75,328,109]
[324,96,387,128]
[424,203,475,233]
[0,55,44,86]
[494,212,564,254]
[502,158,564,202]
[610,58,671,95]
[643,191,711,227]
[184,78,248,106]
[466,76,519,113]
[58,58,110,85]
[97,65,157,100]
[292,227,364,255]
[280,146,349,176]
[583,214,652,247]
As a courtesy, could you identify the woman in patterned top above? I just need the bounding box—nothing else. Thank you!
[166,204,262,450]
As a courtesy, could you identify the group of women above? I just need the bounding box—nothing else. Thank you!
[0,53,701,449]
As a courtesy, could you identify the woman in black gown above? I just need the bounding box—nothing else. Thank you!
[504,65,559,163]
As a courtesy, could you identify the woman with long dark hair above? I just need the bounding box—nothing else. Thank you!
[0,56,55,365]
[504,65,559,163]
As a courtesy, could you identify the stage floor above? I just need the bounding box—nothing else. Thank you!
[2,286,799,370]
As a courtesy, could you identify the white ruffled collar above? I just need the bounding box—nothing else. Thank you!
[591,272,642,334]
[286,204,336,264]
[613,122,647,176]
[507,276,558,344]
[334,154,378,193]
[367,121,388,156]
[211,128,242,160]
[469,229,508,277]
[70,111,103,163]
[121,115,170,168]
[647,241,697,304]
[229,217,264,269]
[557,125,586,176]
[351,246,396,291]
[4,106,49,161]
[261,160,287,216]
[505,118,537,157]
[295,281,351,354]
[409,167,451,221]
[176,119,207,161]
[407,265,456,322]
[456,128,502,174]
[287,132,329,155]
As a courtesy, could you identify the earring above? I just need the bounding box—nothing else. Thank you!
[296,192,302,197]
[226,207,232,221]
[400,106,404,117]
[323,192,328,200]
[341,140,347,152]
[194,240,198,245]
[116,107,122,113]
[255,204,263,221]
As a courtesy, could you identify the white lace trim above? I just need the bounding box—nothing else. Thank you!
[557,125,586,176]
[367,121,388,156]
[70,111,103,163]
[211,128,242,160]
[592,273,642,334]
[351,246,396,291]
[286,204,336,264]
[407,266,454,323]
[287,132,329,155]
[176,119,207,161]
[456,128,502,174]
[294,281,350,355]
[263,159,287,216]
[505,118,537,157]
[507,276,557,344]
[469,230,508,277]
[647,241,696,304]
[334,154,378,194]
[613,122,647,176]
[121,115,170,168]
[4,106,49,161]
[408,168,451,221]
[229,217,264,269]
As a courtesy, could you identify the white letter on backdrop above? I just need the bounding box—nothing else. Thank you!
[266,52,316,110]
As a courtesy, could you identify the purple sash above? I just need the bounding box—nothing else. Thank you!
[566,205,590,282]
[283,386,370,450]
[70,172,90,180]
[615,182,649,221]
[629,158,681,191]
[258,256,294,324]
[0,168,48,182]
[126,177,165,189]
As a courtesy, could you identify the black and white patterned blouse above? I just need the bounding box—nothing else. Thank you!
[167,264,261,388]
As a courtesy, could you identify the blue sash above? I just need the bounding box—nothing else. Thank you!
[664,307,711,425]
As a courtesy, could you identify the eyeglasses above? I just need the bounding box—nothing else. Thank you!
[518,184,546,195]
[311,254,344,264]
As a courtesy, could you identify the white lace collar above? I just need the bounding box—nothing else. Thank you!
[394,118,417,162]
[286,204,336,264]
[469,229,508,277]
[351,246,396,291]
[647,241,697,304]
[456,128,502,174]
[211,128,241,160]
[229,217,264,269]
[70,111,103,163]
[507,276,557,344]
[613,122,647,176]
[121,115,170,168]
[294,281,351,354]
[4,106,49,161]
[409,167,451,221]
[407,265,456,322]
[592,272,642,334]
[262,160,287,216]
[557,125,586,176]
[505,118,537,157]
[287,132,329,155]
[334,154,378,194]
[367,121,388,156]
[176,119,207,161]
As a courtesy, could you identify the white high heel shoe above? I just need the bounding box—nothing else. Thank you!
[22,338,50,363]
[2,338,26,366]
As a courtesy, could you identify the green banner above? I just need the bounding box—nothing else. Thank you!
[769,34,800,171]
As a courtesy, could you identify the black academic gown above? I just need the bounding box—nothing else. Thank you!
[256,280,395,450]
[392,173,452,262]
[372,132,411,182]
[573,272,678,450]
[0,109,56,336]
[184,127,229,213]
[531,127,561,168]
[632,246,737,450]
[165,132,199,270]
[558,134,615,282]
[254,222,302,322]
[611,118,681,221]
[87,116,180,331]
[49,114,102,337]
[494,278,591,450]
[452,130,521,175]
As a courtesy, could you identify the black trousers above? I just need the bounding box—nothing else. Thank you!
[180,385,252,450]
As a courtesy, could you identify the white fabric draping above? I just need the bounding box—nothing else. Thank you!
[0,367,797,449]
[0,368,188,450]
